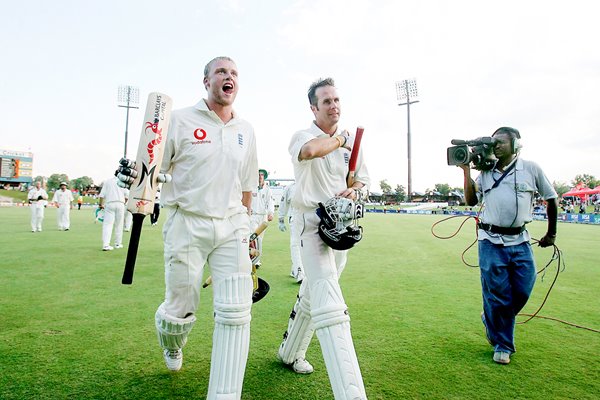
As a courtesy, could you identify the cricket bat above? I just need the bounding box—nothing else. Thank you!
[202,221,270,288]
[121,92,173,285]
[347,126,364,188]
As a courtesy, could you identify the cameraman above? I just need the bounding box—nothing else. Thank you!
[459,127,558,365]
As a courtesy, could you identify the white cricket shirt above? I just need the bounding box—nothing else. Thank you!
[251,184,274,216]
[99,177,126,203]
[53,189,74,206]
[160,100,258,218]
[288,122,370,211]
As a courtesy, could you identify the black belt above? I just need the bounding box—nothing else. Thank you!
[478,223,526,235]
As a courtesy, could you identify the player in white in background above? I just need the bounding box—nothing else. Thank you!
[150,187,161,226]
[52,182,74,231]
[148,56,258,400]
[98,176,126,251]
[277,77,370,400]
[27,181,48,232]
[123,188,133,232]
[278,182,305,283]
[250,169,274,267]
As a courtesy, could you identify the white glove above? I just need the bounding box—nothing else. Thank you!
[157,173,172,183]
[339,129,354,151]
[278,217,287,232]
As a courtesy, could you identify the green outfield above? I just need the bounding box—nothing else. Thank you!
[1,207,598,399]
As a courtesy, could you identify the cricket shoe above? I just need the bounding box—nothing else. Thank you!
[493,351,510,365]
[296,270,305,284]
[163,349,183,371]
[291,358,314,374]
[278,350,313,374]
[102,245,114,251]
[114,244,124,249]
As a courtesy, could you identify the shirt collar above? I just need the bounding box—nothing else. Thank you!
[194,99,237,119]
[309,121,340,137]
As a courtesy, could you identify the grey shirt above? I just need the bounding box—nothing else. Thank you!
[475,157,557,246]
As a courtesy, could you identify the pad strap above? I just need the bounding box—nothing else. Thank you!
[278,291,314,364]
[155,303,196,350]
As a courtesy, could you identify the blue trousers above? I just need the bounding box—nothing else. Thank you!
[478,239,536,353]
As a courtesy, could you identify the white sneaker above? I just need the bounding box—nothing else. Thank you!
[296,270,305,284]
[493,351,511,365]
[114,244,124,249]
[163,349,183,371]
[102,245,114,251]
[292,358,314,374]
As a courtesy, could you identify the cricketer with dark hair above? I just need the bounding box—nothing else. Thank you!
[277,77,370,399]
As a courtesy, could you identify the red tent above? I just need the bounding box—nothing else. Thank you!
[563,187,600,199]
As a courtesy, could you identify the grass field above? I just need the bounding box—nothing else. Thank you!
[1,207,599,399]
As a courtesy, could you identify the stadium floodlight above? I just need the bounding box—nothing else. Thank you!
[117,85,140,158]
[395,79,419,201]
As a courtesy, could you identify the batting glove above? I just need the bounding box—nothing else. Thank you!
[278,217,286,232]
[339,129,354,151]
[157,173,172,183]
[115,158,137,189]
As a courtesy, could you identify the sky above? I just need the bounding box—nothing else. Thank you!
[1,0,599,193]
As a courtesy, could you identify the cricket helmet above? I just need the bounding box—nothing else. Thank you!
[317,196,364,251]
[252,277,270,303]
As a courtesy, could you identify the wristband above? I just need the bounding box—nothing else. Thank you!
[335,135,344,148]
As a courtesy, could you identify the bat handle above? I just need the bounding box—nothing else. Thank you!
[122,213,146,285]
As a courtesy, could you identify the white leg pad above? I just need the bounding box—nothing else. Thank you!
[311,279,366,400]
[155,303,196,350]
[278,289,313,364]
[207,273,253,400]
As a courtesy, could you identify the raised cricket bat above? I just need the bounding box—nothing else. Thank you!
[121,92,173,285]
[347,126,364,188]
[202,221,270,288]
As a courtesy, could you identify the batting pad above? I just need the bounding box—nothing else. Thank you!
[311,279,366,400]
[155,303,196,350]
[207,273,253,400]
[278,293,313,364]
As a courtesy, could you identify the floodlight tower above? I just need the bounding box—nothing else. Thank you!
[117,85,140,158]
[395,79,419,201]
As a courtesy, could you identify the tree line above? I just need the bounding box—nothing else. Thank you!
[377,173,599,203]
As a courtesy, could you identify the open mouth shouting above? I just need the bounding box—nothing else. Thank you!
[223,82,235,95]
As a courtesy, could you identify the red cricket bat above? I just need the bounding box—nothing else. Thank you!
[347,126,364,188]
[121,92,173,285]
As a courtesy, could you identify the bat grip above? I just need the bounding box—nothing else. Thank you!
[122,213,146,285]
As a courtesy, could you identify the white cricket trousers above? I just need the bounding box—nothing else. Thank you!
[30,202,45,231]
[289,213,304,276]
[161,207,253,317]
[102,201,125,247]
[296,210,367,400]
[57,205,70,230]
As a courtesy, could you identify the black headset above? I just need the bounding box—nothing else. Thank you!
[493,126,522,154]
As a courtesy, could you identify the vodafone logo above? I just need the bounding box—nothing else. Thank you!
[192,128,212,145]
[194,128,207,140]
